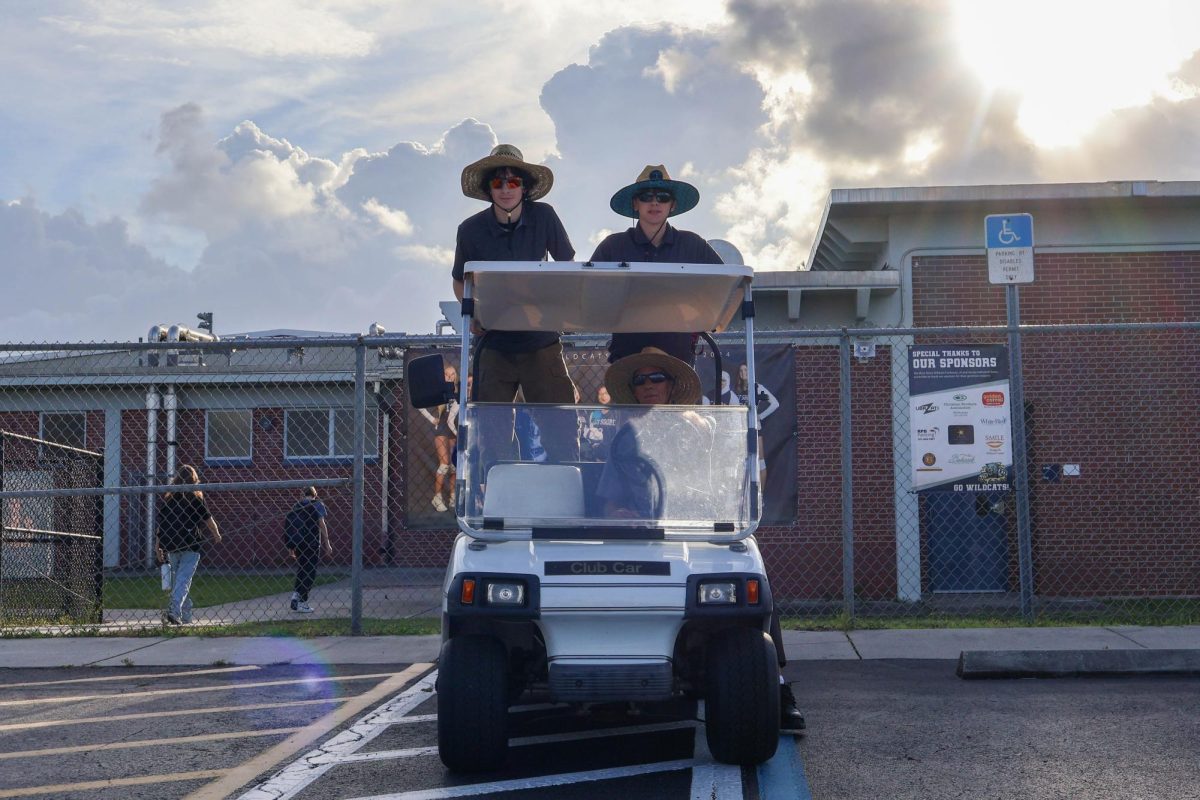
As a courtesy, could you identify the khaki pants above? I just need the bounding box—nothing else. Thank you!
[474,343,579,489]
[475,342,576,404]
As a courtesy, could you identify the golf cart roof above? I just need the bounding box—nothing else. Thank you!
[465,261,752,333]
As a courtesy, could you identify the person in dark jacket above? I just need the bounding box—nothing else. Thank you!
[155,464,221,625]
[590,165,723,367]
[285,486,332,614]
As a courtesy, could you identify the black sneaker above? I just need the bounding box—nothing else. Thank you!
[290,598,298,611]
[780,684,806,732]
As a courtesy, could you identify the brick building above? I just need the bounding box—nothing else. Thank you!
[2,180,1196,607]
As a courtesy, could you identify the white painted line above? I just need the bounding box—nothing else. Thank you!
[316,719,699,767]
[343,759,701,800]
[690,701,743,800]
[0,728,299,760]
[234,668,439,800]
[318,745,440,764]
[0,769,229,799]
[0,697,348,733]
[510,719,696,747]
[0,670,402,707]
[379,713,436,726]
[2,665,260,689]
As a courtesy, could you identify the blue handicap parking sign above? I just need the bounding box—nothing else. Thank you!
[985,214,1034,249]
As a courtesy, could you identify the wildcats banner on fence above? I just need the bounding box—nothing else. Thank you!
[909,344,1012,493]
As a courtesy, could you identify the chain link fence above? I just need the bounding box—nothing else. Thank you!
[0,322,1196,635]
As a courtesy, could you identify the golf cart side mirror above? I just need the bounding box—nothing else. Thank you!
[406,354,454,409]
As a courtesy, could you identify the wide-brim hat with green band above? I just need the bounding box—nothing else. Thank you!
[609,164,699,218]
[460,144,554,202]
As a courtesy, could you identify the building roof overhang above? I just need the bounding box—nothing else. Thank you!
[806,179,1200,272]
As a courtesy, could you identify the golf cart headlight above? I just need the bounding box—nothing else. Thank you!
[698,581,738,605]
[485,581,526,606]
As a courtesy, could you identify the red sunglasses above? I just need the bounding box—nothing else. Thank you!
[489,176,523,190]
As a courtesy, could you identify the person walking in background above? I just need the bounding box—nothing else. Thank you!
[285,486,331,614]
[155,464,221,625]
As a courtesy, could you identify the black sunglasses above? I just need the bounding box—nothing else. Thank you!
[635,191,673,204]
[630,371,672,388]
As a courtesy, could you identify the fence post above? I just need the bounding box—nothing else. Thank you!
[351,341,366,635]
[840,330,855,621]
[1007,287,1035,621]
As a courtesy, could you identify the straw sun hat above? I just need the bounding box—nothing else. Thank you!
[604,347,703,405]
[460,144,555,202]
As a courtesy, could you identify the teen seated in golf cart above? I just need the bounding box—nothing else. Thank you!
[407,260,800,773]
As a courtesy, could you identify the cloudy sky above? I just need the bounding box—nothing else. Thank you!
[4,0,1200,342]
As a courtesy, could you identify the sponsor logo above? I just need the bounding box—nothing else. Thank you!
[985,434,1006,450]
[921,452,937,466]
[980,416,1008,426]
[916,402,938,415]
[948,454,976,464]
[982,391,1005,406]
[916,427,940,441]
[953,393,969,402]
[948,425,975,445]
[979,462,1009,482]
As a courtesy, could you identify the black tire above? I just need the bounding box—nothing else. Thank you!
[437,635,509,772]
[704,627,780,765]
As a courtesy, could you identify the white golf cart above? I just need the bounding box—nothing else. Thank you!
[407,260,780,772]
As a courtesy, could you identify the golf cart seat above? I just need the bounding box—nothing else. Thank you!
[482,463,585,519]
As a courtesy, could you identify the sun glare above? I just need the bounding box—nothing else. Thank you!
[952,0,1200,147]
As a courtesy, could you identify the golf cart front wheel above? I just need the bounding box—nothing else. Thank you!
[704,627,780,765]
[437,635,509,772]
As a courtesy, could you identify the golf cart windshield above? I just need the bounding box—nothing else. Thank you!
[455,261,759,541]
[460,403,751,536]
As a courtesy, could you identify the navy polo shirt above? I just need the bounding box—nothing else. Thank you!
[589,224,723,365]
[453,200,575,353]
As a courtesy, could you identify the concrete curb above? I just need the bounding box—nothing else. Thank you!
[957,648,1200,679]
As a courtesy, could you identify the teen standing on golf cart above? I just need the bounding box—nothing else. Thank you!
[453,145,578,410]
[600,346,805,732]
[590,165,722,366]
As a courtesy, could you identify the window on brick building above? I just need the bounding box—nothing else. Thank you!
[285,408,378,461]
[206,410,254,463]
[39,412,86,450]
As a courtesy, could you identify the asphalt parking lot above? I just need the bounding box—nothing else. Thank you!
[1,655,1197,799]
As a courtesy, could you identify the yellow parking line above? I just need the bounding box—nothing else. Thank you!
[0,697,349,733]
[183,663,434,800]
[0,671,401,708]
[0,727,301,760]
[0,769,228,799]
[3,665,260,689]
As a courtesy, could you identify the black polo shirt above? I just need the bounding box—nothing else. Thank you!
[453,201,575,353]
[589,224,722,365]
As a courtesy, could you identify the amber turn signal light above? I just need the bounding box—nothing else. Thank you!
[747,579,760,605]
[461,579,476,604]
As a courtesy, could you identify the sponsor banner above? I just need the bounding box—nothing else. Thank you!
[695,344,797,524]
[909,345,1012,492]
